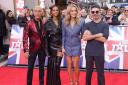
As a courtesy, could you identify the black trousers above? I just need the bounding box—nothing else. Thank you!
[0,36,3,55]
[85,55,105,85]
[27,49,46,85]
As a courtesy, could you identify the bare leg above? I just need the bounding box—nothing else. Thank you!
[72,56,80,85]
[66,56,73,85]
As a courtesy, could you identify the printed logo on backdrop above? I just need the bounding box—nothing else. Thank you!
[105,26,128,69]
[8,25,26,64]
[16,0,24,15]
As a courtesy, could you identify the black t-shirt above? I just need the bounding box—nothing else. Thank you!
[84,21,109,56]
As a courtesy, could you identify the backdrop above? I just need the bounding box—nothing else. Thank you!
[7,25,128,70]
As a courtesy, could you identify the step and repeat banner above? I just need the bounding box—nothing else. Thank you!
[7,25,128,70]
[16,0,24,15]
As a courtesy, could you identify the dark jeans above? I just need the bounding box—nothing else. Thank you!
[0,36,3,55]
[85,55,105,85]
[27,49,46,85]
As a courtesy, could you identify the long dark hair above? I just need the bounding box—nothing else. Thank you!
[6,10,17,26]
[6,10,12,18]
[50,5,61,21]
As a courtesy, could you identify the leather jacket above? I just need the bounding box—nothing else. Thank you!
[44,18,62,54]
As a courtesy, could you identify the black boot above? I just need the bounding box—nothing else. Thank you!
[46,56,62,85]
[56,56,62,85]
[46,57,57,85]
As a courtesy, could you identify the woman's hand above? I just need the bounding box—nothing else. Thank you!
[62,47,65,56]
[24,52,29,59]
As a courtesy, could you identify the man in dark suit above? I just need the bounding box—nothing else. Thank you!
[23,6,46,85]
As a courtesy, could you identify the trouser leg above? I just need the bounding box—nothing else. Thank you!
[27,52,37,85]
[85,56,94,85]
[38,50,46,85]
[94,56,105,85]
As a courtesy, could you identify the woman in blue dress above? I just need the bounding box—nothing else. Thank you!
[62,4,85,85]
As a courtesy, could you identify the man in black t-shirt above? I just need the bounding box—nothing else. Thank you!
[82,5,109,85]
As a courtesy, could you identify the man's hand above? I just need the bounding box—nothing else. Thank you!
[82,30,92,40]
[95,33,103,38]
[120,16,126,21]
[84,30,92,35]
[24,52,29,59]
[95,37,107,42]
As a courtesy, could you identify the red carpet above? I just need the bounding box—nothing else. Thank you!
[0,67,128,85]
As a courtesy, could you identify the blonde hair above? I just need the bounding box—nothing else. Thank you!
[34,6,42,11]
[64,4,80,26]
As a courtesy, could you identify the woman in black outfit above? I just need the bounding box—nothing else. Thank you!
[44,5,62,85]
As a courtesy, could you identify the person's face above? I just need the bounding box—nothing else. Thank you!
[34,8,42,19]
[23,8,28,14]
[120,8,125,13]
[8,11,13,17]
[111,7,116,12]
[90,8,101,19]
[100,9,106,15]
[42,9,45,16]
[107,10,113,16]
[25,10,30,16]
[115,7,119,13]
[62,9,66,16]
[81,9,87,17]
[51,6,59,17]
[70,6,78,18]
[124,8,128,15]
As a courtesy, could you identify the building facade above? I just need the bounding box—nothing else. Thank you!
[109,0,128,3]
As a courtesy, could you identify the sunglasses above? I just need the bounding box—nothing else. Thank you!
[125,10,128,12]
[91,11,99,14]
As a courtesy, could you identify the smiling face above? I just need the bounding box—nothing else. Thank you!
[33,6,42,19]
[51,6,59,17]
[107,9,113,16]
[70,6,78,18]
[8,11,13,17]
